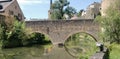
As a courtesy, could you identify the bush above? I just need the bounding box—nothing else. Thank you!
[22,33,51,46]
[0,19,51,48]
[0,24,3,49]
[0,19,29,48]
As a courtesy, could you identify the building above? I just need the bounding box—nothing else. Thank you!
[80,2,101,19]
[101,0,120,16]
[0,0,25,22]
[48,0,53,19]
[101,0,112,16]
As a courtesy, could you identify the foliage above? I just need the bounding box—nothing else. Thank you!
[0,20,28,48]
[95,2,120,44]
[77,9,84,17]
[65,33,97,59]
[0,18,51,48]
[106,43,120,59]
[23,33,51,46]
[50,0,76,19]
[64,6,77,18]
[0,25,3,49]
[50,9,62,20]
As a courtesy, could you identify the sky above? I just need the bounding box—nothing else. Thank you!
[17,0,101,19]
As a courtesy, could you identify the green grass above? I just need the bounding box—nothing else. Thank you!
[108,43,120,59]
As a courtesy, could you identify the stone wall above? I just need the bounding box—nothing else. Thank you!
[25,19,100,45]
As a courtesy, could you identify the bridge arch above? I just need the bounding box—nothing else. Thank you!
[64,31,98,44]
[64,31,98,58]
[29,31,53,44]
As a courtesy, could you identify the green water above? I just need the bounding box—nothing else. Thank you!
[0,45,76,59]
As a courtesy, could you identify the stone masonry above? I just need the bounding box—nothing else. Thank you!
[25,19,100,45]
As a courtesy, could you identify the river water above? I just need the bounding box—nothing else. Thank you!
[0,45,76,59]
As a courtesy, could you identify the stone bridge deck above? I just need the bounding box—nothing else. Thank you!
[25,19,100,45]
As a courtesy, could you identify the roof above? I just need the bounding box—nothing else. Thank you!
[0,0,14,13]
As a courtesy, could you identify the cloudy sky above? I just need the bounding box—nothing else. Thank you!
[17,0,101,19]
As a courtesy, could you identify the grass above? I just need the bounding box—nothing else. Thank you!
[108,43,120,59]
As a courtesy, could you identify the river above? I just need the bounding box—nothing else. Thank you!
[0,45,76,59]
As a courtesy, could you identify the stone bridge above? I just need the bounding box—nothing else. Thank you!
[25,19,100,45]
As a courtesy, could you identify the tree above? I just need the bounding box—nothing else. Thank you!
[0,18,29,48]
[77,9,84,17]
[96,0,120,44]
[50,0,76,19]
[64,6,76,18]
[0,25,3,49]
[50,9,62,20]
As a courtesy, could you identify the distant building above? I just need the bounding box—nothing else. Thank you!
[80,2,101,19]
[0,0,25,22]
[48,0,52,19]
[71,14,79,20]
[101,0,120,16]
[63,14,70,19]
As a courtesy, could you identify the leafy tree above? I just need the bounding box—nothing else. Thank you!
[0,25,3,49]
[77,9,84,17]
[50,9,62,20]
[64,6,76,18]
[5,20,28,47]
[96,1,120,44]
[0,18,30,48]
[50,0,76,19]
[1,20,26,47]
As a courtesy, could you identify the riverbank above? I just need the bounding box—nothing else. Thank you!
[108,43,120,59]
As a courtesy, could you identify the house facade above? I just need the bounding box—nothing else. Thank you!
[0,0,25,23]
[80,2,101,19]
[101,0,120,16]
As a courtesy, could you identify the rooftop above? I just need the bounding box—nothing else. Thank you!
[0,0,13,13]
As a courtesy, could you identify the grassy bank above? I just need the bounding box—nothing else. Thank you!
[108,43,120,59]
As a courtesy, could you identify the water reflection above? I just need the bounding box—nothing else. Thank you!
[64,32,97,58]
[43,46,52,55]
[0,45,75,59]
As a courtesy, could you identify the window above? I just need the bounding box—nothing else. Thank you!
[0,5,3,9]
[0,15,5,23]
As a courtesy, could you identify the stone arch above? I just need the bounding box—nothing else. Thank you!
[64,31,98,44]
[30,31,53,44]
[64,31,99,58]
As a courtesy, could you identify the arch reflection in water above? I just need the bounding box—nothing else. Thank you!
[64,32,98,58]
[28,32,53,55]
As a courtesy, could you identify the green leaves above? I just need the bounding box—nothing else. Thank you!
[64,6,76,18]
[50,9,62,20]
[50,0,76,19]
[77,9,84,17]
[96,2,120,43]
[0,25,4,49]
